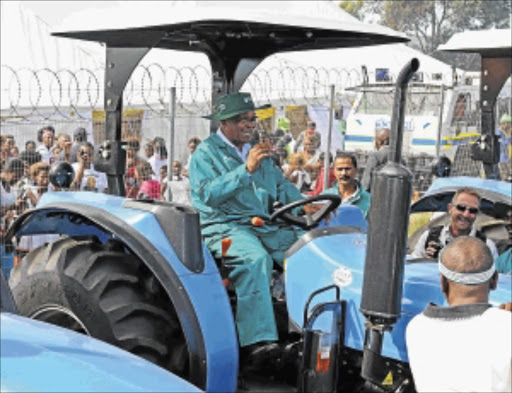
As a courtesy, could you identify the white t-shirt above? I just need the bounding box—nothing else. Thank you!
[0,181,16,208]
[71,163,108,192]
[406,303,512,392]
[148,155,168,180]
[36,144,52,164]
[166,179,192,206]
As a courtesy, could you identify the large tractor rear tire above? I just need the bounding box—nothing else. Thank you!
[9,236,188,377]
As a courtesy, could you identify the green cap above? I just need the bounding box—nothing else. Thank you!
[204,92,270,120]
[499,113,511,124]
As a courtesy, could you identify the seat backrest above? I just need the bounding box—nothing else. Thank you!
[318,204,368,230]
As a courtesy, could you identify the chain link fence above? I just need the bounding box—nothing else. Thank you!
[1,63,511,277]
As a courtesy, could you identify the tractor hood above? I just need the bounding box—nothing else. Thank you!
[285,213,512,363]
[0,313,201,392]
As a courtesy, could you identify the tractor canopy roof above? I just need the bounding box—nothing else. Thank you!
[411,176,511,218]
[437,28,512,57]
[51,1,408,57]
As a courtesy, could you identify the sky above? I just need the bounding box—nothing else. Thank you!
[21,1,122,28]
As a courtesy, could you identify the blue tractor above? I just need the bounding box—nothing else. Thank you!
[5,9,511,393]
[0,271,201,392]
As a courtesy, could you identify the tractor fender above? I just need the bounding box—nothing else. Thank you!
[6,194,238,393]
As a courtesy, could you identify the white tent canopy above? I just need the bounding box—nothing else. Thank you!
[0,1,103,71]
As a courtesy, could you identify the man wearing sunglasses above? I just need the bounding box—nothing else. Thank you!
[189,92,311,368]
[412,188,499,260]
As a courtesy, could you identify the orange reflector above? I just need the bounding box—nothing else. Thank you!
[221,238,232,257]
[222,279,229,288]
[316,350,331,373]
[251,217,264,227]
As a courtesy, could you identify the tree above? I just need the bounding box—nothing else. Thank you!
[381,0,511,55]
[339,0,383,22]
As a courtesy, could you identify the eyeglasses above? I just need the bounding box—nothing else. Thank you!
[455,204,479,215]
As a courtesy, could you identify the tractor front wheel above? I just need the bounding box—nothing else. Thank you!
[9,236,188,377]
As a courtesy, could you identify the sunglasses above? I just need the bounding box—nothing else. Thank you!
[455,204,479,215]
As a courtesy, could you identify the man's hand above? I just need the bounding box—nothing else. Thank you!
[499,302,512,312]
[246,143,272,173]
[303,203,336,223]
[424,241,442,259]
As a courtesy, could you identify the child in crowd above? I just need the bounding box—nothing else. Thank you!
[284,153,311,193]
[135,161,161,200]
[17,162,59,253]
[125,137,143,198]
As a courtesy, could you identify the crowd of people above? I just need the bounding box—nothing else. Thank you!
[0,127,202,250]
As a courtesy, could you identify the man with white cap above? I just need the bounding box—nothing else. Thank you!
[406,236,511,392]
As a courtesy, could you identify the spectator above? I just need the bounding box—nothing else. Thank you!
[17,162,58,253]
[50,146,62,164]
[4,135,16,157]
[172,160,185,181]
[274,119,295,160]
[148,137,167,178]
[361,128,391,192]
[143,142,154,160]
[164,161,192,205]
[36,126,55,164]
[37,125,55,143]
[185,136,201,172]
[1,135,11,162]
[56,133,73,162]
[406,236,511,393]
[19,150,42,172]
[71,142,108,193]
[18,150,43,192]
[25,140,36,152]
[135,161,161,200]
[412,188,499,260]
[1,158,26,228]
[70,127,87,164]
[24,162,51,208]
[10,146,19,158]
[496,113,511,163]
[125,137,143,198]
[283,153,311,193]
[294,120,321,153]
[302,136,322,184]
[308,152,335,196]
[322,152,371,218]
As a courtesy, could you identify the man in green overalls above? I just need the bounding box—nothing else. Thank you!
[189,93,305,364]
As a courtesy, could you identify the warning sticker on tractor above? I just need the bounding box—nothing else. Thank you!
[382,371,394,386]
[333,267,353,287]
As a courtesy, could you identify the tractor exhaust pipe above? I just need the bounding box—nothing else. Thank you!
[359,59,419,389]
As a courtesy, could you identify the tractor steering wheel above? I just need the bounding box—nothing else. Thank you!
[269,194,341,230]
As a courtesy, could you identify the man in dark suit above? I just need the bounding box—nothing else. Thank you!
[361,128,390,192]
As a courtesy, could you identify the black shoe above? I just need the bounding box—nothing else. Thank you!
[241,342,280,370]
